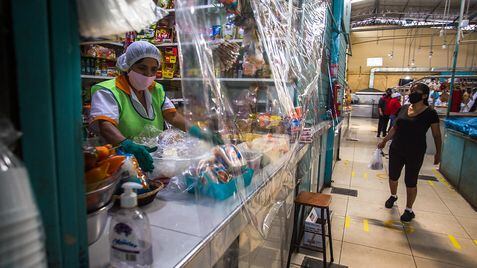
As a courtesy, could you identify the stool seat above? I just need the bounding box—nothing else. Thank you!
[295,192,332,208]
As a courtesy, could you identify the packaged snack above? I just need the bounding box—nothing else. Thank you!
[223,22,235,40]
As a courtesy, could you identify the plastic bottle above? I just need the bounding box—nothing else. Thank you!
[110,182,153,268]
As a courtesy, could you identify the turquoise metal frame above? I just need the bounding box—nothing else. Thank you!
[11,0,87,266]
[324,0,349,186]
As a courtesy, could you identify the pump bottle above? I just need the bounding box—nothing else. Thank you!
[110,182,153,268]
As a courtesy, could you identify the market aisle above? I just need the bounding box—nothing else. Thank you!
[291,118,477,268]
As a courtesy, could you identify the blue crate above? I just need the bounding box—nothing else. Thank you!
[186,168,254,200]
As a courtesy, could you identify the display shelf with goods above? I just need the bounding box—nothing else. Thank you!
[84,0,332,267]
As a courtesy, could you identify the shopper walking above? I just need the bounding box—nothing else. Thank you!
[387,92,402,130]
[377,83,442,222]
[377,89,392,137]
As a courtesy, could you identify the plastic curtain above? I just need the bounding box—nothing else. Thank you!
[77,0,168,37]
[161,0,328,266]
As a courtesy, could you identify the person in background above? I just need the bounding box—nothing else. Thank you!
[387,92,402,130]
[450,83,463,113]
[430,86,441,107]
[377,89,392,137]
[378,83,441,222]
[461,88,477,113]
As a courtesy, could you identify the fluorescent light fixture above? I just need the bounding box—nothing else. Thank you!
[367,57,383,67]
[351,0,366,3]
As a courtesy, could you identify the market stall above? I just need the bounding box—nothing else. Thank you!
[78,0,335,267]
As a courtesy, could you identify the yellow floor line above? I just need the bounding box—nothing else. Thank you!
[448,235,462,250]
[474,240,477,246]
[363,219,369,232]
[345,216,351,228]
[427,181,435,186]
[351,171,355,177]
[363,172,368,180]
[433,169,453,189]
[344,160,349,166]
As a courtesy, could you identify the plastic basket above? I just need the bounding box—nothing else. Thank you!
[186,168,254,200]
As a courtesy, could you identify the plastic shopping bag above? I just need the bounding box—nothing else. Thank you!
[369,149,383,170]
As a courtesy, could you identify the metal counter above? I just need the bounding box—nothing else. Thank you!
[89,123,330,267]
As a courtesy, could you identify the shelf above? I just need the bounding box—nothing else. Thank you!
[164,4,223,12]
[219,78,275,83]
[156,77,276,83]
[80,40,123,47]
[155,42,178,47]
[155,39,243,48]
[81,76,283,84]
[81,75,114,80]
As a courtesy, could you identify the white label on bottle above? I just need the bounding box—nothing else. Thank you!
[111,222,140,262]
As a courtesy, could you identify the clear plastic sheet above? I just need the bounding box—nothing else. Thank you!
[76,0,168,38]
[154,0,328,266]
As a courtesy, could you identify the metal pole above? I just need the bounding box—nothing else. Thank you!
[447,0,466,117]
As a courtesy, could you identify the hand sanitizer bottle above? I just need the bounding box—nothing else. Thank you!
[110,182,153,268]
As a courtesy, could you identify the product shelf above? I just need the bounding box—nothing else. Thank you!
[155,39,244,47]
[164,4,223,12]
[80,40,123,47]
[155,77,278,83]
[81,75,114,80]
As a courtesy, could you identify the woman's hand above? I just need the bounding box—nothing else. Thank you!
[377,140,386,149]
[434,152,441,165]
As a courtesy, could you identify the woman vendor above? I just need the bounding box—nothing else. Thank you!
[90,41,220,172]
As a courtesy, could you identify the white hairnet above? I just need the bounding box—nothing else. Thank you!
[117,41,162,71]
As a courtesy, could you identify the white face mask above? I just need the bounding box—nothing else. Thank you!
[127,70,155,91]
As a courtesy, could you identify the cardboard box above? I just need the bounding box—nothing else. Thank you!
[302,208,333,249]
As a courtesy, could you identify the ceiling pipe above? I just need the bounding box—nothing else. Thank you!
[351,23,462,32]
[367,67,476,88]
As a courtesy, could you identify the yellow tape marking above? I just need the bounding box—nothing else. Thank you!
[351,171,356,177]
[377,173,389,180]
[363,172,368,180]
[404,225,415,234]
[433,169,453,190]
[344,160,349,166]
[345,216,351,228]
[427,181,435,186]
[363,219,369,232]
[448,235,462,250]
[383,220,393,228]
[474,240,477,246]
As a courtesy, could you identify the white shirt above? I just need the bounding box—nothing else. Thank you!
[89,88,176,132]
[461,92,477,113]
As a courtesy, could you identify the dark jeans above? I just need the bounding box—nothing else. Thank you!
[377,115,389,136]
[388,114,396,131]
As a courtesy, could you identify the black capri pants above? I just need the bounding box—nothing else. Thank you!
[388,146,425,187]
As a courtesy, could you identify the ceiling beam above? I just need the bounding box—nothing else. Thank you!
[373,0,380,18]
[425,0,443,22]
[399,0,411,20]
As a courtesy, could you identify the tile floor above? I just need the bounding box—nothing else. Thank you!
[290,118,477,268]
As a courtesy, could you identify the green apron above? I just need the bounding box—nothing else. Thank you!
[91,78,165,138]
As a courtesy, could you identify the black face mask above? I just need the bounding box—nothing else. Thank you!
[409,92,423,104]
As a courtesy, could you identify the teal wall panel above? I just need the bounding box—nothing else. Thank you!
[459,138,477,207]
[48,0,88,266]
[440,130,464,187]
[11,0,87,266]
[10,1,63,266]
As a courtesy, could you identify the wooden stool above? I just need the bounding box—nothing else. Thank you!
[287,192,333,268]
